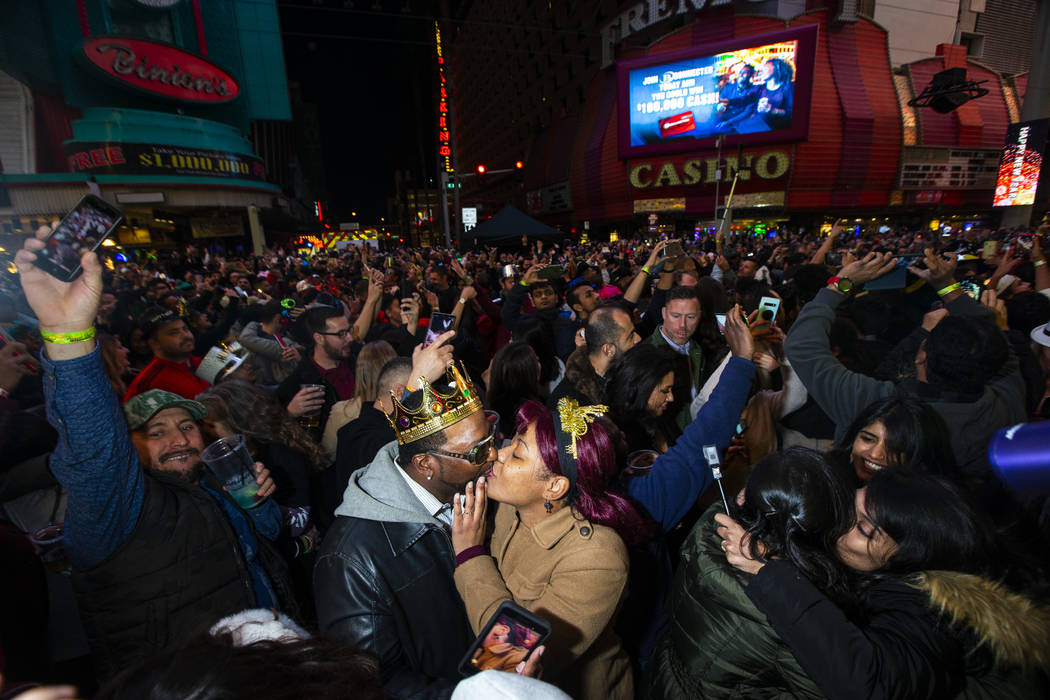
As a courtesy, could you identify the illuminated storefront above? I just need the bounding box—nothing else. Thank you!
[0,0,293,251]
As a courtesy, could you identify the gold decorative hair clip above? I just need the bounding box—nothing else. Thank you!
[555,397,607,459]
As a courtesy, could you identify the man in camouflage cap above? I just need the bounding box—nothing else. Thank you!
[13,225,298,678]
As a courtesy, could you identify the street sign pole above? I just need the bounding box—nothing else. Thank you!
[439,171,452,248]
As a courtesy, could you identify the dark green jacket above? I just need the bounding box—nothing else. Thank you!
[645,326,706,432]
[641,506,822,699]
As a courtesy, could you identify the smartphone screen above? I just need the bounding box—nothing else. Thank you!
[538,265,564,280]
[459,601,551,676]
[34,194,124,281]
[423,312,456,347]
[960,280,982,300]
[714,313,727,334]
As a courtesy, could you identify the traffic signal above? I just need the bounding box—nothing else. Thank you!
[515,160,524,170]
[476,164,486,175]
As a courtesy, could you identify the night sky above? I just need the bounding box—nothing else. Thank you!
[277,1,439,224]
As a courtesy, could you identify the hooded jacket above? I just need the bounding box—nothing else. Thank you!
[313,443,474,700]
[784,288,1026,480]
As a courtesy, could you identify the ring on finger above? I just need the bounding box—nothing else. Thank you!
[721,540,728,552]
[462,510,472,516]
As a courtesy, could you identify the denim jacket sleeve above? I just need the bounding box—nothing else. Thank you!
[41,344,144,570]
[628,356,756,533]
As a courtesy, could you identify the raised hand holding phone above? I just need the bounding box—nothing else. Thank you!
[15,224,103,361]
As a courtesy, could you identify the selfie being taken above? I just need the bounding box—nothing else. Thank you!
[2,2,1050,700]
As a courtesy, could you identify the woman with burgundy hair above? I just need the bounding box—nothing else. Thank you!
[451,398,648,700]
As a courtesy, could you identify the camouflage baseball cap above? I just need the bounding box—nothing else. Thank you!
[124,389,207,431]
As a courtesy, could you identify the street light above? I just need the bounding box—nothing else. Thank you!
[476,164,486,175]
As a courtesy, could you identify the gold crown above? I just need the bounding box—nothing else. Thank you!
[385,363,483,444]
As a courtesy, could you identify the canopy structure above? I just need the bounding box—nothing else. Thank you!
[466,204,565,245]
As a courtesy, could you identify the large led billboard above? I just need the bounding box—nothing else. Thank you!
[993,119,1049,207]
[617,26,818,159]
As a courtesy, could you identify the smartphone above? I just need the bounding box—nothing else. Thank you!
[757,296,781,325]
[959,279,982,300]
[1015,233,1035,253]
[423,312,456,347]
[458,601,551,676]
[981,240,999,261]
[664,242,684,259]
[33,194,124,281]
[538,265,564,280]
[714,313,727,334]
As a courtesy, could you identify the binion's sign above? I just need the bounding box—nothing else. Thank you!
[81,37,240,103]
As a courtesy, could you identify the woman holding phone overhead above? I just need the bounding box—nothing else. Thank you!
[451,398,649,700]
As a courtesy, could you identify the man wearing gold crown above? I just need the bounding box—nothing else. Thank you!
[314,330,499,697]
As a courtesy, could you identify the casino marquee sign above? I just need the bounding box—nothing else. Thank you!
[64,142,267,182]
[81,37,240,103]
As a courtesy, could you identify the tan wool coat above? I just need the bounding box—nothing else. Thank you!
[454,501,633,700]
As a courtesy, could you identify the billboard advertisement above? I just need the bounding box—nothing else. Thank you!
[993,119,1050,207]
[617,26,818,159]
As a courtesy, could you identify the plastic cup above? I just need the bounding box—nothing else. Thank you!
[625,449,660,476]
[200,434,263,509]
[299,384,325,429]
[30,524,71,574]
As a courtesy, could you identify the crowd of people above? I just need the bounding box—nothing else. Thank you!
[1,219,1049,699]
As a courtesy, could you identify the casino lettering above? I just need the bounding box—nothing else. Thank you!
[629,150,790,189]
[96,42,234,97]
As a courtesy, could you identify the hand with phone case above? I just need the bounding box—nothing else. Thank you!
[15,223,105,361]
[32,195,123,282]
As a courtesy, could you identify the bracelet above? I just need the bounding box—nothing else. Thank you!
[297,533,315,555]
[519,280,529,287]
[1035,259,1047,268]
[641,265,652,276]
[455,544,488,566]
[40,327,96,344]
[459,297,467,305]
[936,282,961,297]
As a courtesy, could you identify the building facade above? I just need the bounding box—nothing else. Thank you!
[0,0,304,252]
[447,0,1039,238]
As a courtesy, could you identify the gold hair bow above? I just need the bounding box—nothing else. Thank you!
[556,397,608,459]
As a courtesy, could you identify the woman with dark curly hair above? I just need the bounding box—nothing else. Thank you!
[196,380,327,536]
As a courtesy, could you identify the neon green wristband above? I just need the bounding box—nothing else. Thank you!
[40,327,96,344]
[936,282,961,297]
[641,266,652,276]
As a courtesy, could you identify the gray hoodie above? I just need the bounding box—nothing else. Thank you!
[334,441,445,527]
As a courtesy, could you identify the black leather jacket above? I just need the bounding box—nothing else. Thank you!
[314,515,475,700]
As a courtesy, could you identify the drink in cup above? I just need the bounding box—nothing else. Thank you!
[298,383,325,430]
[625,449,660,477]
[30,524,72,574]
[200,434,263,509]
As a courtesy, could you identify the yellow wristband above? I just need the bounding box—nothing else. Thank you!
[40,327,96,344]
[1035,259,1047,268]
[936,282,961,297]
[641,266,652,276]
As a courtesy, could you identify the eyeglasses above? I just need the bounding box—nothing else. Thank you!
[428,428,497,467]
[318,329,352,339]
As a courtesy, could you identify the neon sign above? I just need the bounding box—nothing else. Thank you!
[435,22,453,174]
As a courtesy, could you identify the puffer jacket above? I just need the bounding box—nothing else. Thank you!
[642,507,824,699]
[746,558,1050,699]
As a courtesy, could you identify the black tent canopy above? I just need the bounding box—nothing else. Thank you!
[467,204,564,244]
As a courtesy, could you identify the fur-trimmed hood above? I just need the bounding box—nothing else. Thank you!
[914,571,1050,671]
[563,346,605,404]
